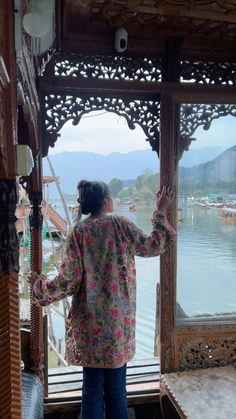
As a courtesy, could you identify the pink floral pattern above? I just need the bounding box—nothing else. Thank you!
[33,211,176,368]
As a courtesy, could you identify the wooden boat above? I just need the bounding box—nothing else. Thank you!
[218,207,236,222]
[196,202,210,209]
[129,204,136,212]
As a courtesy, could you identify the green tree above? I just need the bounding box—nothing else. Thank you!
[118,188,131,199]
[135,169,159,194]
[109,178,123,197]
[137,186,155,201]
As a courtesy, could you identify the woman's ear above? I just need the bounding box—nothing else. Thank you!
[103,197,109,208]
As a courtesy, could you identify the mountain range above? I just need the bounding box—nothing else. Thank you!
[179,145,236,184]
[43,145,234,197]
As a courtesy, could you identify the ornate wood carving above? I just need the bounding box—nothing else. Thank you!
[180,103,236,139]
[0,55,16,178]
[16,44,40,150]
[28,187,44,380]
[54,52,162,82]
[0,179,19,273]
[0,272,21,418]
[159,94,177,373]
[177,103,236,161]
[181,59,236,85]
[177,335,236,370]
[0,179,21,418]
[42,93,160,156]
[0,1,21,416]
[29,190,43,231]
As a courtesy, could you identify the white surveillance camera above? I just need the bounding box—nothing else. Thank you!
[114,27,128,53]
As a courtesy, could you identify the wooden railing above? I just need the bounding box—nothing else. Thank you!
[44,357,160,413]
[42,203,68,237]
[16,202,68,237]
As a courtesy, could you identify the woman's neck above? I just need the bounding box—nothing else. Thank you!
[89,211,107,220]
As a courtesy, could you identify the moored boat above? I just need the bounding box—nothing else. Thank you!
[218,207,236,222]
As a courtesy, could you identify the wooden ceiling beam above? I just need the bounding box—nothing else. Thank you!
[39,75,161,98]
[132,5,236,24]
[39,75,236,103]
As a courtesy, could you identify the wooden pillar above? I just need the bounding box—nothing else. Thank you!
[159,38,182,373]
[0,1,21,417]
[28,162,45,382]
[0,180,21,419]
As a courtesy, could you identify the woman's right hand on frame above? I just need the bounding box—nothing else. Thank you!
[156,185,174,213]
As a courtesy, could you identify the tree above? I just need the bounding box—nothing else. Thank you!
[109,178,123,197]
[118,188,131,199]
[135,169,159,194]
[137,186,155,201]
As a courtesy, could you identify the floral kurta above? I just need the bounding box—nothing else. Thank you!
[33,211,176,368]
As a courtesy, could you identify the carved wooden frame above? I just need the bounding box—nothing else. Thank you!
[41,92,160,156]
[40,51,236,376]
[160,89,236,373]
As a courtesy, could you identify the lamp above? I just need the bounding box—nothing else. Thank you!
[22,0,51,38]
[23,12,50,38]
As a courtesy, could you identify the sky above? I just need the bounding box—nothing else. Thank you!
[49,111,236,156]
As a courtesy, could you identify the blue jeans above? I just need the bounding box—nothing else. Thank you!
[80,364,128,419]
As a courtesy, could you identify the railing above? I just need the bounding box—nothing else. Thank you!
[44,357,160,413]
[16,203,68,237]
[43,202,68,237]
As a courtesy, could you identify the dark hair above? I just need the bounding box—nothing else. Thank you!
[77,180,110,215]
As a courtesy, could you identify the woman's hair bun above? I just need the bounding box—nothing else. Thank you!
[77,179,110,216]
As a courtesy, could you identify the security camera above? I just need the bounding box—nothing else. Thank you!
[114,27,128,53]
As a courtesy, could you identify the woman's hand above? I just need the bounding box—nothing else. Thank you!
[156,185,174,213]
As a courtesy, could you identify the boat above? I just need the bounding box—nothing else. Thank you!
[218,207,236,222]
[196,202,210,209]
[129,204,136,212]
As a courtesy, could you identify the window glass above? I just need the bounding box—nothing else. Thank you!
[176,107,236,322]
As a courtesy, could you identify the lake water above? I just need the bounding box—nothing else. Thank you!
[43,203,236,361]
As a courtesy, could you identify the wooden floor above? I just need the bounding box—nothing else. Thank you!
[45,357,160,413]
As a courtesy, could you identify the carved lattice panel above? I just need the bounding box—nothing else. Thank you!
[180,103,236,139]
[43,94,160,154]
[177,335,236,370]
[181,60,236,85]
[54,52,162,82]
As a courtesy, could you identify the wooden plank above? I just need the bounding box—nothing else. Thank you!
[135,4,236,24]
[48,374,160,394]
[46,382,159,401]
[46,357,161,408]
[44,392,160,413]
[48,363,159,384]
[48,357,159,375]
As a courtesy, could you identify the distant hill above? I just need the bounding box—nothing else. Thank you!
[180,145,236,184]
[180,146,224,167]
[43,146,230,197]
[43,149,157,196]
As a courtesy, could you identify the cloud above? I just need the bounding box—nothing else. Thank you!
[49,111,236,156]
[50,111,150,155]
[191,115,236,150]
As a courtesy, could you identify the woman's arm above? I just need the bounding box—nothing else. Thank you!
[29,231,83,306]
[118,186,176,257]
[118,211,176,257]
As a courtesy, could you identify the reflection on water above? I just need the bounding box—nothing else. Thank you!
[177,207,236,321]
[44,203,236,360]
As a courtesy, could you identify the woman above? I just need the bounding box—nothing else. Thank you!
[29,180,176,419]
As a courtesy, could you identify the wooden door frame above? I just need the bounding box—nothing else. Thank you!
[159,89,236,373]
